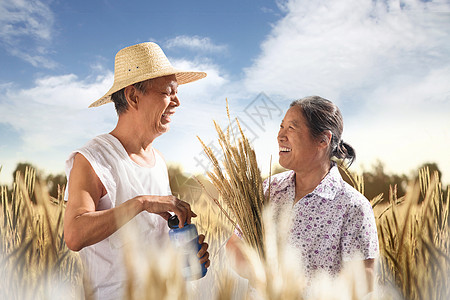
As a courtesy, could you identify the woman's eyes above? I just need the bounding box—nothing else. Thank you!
[280,124,295,130]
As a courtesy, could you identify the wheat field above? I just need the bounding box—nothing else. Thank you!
[0,162,448,299]
[0,166,83,299]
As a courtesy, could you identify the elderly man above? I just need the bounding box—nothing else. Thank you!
[64,42,210,299]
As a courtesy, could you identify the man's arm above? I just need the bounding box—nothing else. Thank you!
[64,153,195,251]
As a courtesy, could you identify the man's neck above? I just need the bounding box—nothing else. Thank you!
[110,116,159,167]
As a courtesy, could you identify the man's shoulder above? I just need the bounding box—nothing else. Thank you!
[67,134,122,175]
[84,133,113,147]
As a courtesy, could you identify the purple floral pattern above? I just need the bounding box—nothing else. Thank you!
[264,164,379,278]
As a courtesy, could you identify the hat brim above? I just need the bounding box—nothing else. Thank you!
[88,69,206,108]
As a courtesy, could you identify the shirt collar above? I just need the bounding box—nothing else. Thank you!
[309,163,341,200]
[271,164,342,200]
[269,170,295,193]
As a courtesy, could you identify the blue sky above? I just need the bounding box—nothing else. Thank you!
[1,0,450,186]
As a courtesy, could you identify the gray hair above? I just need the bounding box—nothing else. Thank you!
[110,79,154,115]
[290,96,356,166]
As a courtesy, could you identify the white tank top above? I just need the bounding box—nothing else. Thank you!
[65,134,171,299]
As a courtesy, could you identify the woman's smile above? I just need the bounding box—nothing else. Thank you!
[279,146,292,155]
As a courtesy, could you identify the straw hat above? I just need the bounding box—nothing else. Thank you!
[89,42,207,107]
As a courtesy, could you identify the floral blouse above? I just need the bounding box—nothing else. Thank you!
[264,164,379,278]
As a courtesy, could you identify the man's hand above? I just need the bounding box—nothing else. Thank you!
[138,195,197,228]
[64,153,198,251]
[197,234,210,268]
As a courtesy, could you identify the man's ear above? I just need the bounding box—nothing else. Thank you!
[319,130,332,148]
[124,85,138,110]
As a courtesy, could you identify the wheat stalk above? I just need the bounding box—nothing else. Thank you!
[376,167,449,300]
[0,167,83,299]
[197,103,267,258]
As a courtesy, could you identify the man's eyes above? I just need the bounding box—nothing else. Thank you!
[162,90,177,96]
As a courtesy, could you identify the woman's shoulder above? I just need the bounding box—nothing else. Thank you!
[264,170,294,185]
[339,180,373,212]
[263,170,295,195]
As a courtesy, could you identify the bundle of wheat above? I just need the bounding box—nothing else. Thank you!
[197,104,267,259]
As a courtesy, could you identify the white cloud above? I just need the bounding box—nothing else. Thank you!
[165,35,228,54]
[8,47,58,68]
[261,6,275,14]
[0,0,53,41]
[242,0,450,183]
[0,0,56,68]
[171,58,228,101]
[3,71,113,110]
[0,71,116,184]
[0,57,231,184]
[2,0,449,188]
[348,65,450,181]
[244,0,450,99]
[19,72,114,109]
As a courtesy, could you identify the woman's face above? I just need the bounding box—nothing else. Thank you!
[277,106,322,172]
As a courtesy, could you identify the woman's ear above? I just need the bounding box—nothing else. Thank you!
[319,130,332,148]
[124,85,138,110]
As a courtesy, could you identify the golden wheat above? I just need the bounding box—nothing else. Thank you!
[376,167,449,300]
[197,111,267,259]
[1,159,448,299]
[0,167,83,300]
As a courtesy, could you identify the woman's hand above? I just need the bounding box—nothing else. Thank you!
[226,233,252,279]
[137,195,196,228]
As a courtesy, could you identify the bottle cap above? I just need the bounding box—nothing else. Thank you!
[168,215,180,229]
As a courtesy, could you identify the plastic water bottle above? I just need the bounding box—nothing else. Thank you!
[168,215,207,280]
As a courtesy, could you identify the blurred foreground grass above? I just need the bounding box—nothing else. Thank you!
[0,166,83,299]
[0,165,448,299]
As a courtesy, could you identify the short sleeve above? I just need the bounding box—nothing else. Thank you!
[262,177,271,198]
[234,225,243,240]
[340,198,379,261]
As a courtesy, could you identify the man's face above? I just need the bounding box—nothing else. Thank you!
[135,74,179,136]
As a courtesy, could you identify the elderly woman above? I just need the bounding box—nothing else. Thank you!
[228,96,379,290]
